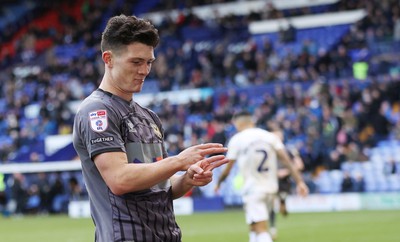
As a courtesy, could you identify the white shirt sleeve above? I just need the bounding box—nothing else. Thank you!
[226,135,240,160]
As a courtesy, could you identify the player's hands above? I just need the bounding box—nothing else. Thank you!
[176,143,228,171]
[185,155,229,187]
[296,181,309,197]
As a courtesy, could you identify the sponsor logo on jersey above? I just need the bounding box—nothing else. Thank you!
[89,110,108,132]
[90,136,114,145]
[150,123,162,139]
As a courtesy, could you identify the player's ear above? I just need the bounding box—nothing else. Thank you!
[102,51,113,68]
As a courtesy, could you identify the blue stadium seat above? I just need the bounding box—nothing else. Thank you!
[133,0,160,16]
[329,170,343,193]
[375,175,389,192]
[180,26,222,42]
[361,161,373,173]
[341,162,352,173]
[387,175,400,191]
[0,2,35,31]
[252,24,350,59]
[315,170,334,193]
[364,172,378,192]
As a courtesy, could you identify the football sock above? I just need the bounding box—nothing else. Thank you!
[256,232,273,242]
[249,231,257,242]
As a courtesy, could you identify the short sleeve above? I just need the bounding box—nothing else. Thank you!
[225,135,240,160]
[76,103,125,159]
[271,133,285,151]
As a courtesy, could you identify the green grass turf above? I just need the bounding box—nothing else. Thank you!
[0,209,399,242]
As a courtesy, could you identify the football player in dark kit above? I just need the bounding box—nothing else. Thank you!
[73,14,228,242]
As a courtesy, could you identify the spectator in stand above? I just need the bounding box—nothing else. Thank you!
[371,102,392,144]
[384,158,398,176]
[34,172,51,214]
[25,183,41,214]
[341,171,354,192]
[344,141,368,162]
[393,119,400,140]
[353,172,365,192]
[280,20,297,43]
[68,176,86,201]
[48,172,66,214]
[210,118,228,152]
[394,17,400,41]
[9,173,28,215]
[325,146,347,170]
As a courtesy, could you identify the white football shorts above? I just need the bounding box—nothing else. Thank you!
[242,193,276,224]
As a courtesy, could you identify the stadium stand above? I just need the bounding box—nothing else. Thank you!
[0,0,400,212]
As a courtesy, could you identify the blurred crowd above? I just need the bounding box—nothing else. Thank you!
[0,171,86,216]
[0,0,399,205]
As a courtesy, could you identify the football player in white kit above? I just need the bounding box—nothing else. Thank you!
[215,110,309,242]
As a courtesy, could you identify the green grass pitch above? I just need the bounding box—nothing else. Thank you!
[1,209,399,242]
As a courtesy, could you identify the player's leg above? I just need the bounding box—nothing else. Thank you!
[243,194,274,242]
[269,209,276,228]
[249,230,257,242]
[269,210,277,240]
[269,194,278,240]
[279,191,288,216]
[267,193,277,241]
[244,198,258,242]
[252,221,273,242]
[257,232,274,242]
[244,199,260,242]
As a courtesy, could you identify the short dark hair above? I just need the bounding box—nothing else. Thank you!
[232,110,252,120]
[101,14,160,53]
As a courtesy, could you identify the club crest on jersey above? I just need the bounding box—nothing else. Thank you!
[150,123,162,139]
[89,110,108,132]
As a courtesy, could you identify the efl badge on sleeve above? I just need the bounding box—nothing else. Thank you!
[89,110,108,132]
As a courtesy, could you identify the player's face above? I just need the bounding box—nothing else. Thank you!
[110,42,155,96]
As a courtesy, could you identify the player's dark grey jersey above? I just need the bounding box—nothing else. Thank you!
[73,89,181,242]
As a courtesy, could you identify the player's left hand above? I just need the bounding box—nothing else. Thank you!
[186,155,229,186]
[296,181,309,197]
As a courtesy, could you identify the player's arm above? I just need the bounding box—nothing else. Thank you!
[291,148,305,171]
[278,149,304,178]
[94,143,227,195]
[214,159,235,192]
[94,151,183,195]
[278,168,290,178]
[276,149,309,197]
